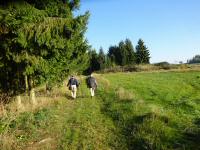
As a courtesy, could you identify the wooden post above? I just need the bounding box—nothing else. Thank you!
[16,95,24,111]
[25,75,29,96]
[29,77,37,106]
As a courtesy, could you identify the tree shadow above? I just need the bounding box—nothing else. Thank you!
[98,90,200,150]
[181,118,200,149]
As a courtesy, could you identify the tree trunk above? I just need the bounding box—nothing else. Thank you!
[16,65,24,111]
[29,77,37,106]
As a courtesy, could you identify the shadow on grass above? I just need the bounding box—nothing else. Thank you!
[182,118,200,150]
[98,89,200,150]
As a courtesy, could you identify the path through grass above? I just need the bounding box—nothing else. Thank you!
[0,71,200,150]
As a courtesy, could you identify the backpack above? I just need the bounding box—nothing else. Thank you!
[87,77,96,88]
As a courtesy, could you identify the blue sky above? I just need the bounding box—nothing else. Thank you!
[77,0,200,63]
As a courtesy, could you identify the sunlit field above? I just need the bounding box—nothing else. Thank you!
[1,71,200,150]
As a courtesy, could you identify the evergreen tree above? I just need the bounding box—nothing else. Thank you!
[108,39,136,66]
[87,50,99,73]
[0,0,90,100]
[105,56,113,68]
[135,39,150,64]
[187,55,200,64]
[118,41,127,66]
[108,44,125,66]
[108,46,119,65]
[98,47,106,70]
[125,38,136,64]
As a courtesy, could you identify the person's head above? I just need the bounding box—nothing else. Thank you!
[90,74,93,77]
[71,75,74,78]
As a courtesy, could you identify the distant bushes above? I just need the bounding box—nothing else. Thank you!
[187,55,200,64]
[154,62,171,70]
[97,63,200,74]
[98,64,172,73]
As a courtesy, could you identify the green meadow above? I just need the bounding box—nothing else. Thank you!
[1,71,200,150]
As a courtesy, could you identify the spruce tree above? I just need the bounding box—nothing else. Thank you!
[98,47,106,70]
[108,46,117,65]
[87,50,99,73]
[118,41,127,66]
[0,0,90,101]
[108,44,125,66]
[108,39,136,66]
[187,55,200,64]
[135,39,150,64]
[125,38,136,64]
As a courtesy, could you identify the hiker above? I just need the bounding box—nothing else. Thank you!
[67,76,79,99]
[86,74,97,98]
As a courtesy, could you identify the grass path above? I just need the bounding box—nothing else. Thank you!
[1,85,125,149]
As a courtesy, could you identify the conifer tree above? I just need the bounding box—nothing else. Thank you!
[125,38,135,64]
[187,55,200,64]
[87,50,99,73]
[135,39,150,64]
[118,41,127,66]
[98,47,106,70]
[108,46,118,65]
[108,39,136,66]
[0,0,90,103]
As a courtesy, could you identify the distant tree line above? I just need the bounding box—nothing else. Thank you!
[86,38,151,73]
[187,55,200,64]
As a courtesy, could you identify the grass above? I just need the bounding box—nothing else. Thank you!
[0,71,200,149]
[100,71,200,150]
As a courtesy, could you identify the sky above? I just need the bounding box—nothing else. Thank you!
[76,0,200,63]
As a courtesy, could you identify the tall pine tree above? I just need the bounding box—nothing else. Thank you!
[98,47,106,70]
[87,50,99,73]
[135,39,150,64]
[118,41,127,66]
[125,38,135,64]
[108,39,136,66]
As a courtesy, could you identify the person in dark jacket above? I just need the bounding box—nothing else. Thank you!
[86,74,97,98]
[67,76,79,99]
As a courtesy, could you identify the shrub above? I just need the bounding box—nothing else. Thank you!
[154,62,171,70]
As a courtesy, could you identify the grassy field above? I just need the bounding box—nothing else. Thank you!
[0,71,200,150]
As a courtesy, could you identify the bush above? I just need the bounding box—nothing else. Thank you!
[154,62,171,70]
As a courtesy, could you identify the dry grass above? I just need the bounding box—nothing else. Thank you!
[99,64,200,74]
[0,103,6,117]
[0,134,18,150]
[26,137,57,150]
[94,74,111,91]
[115,87,135,101]
[0,96,61,150]
[1,95,62,119]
